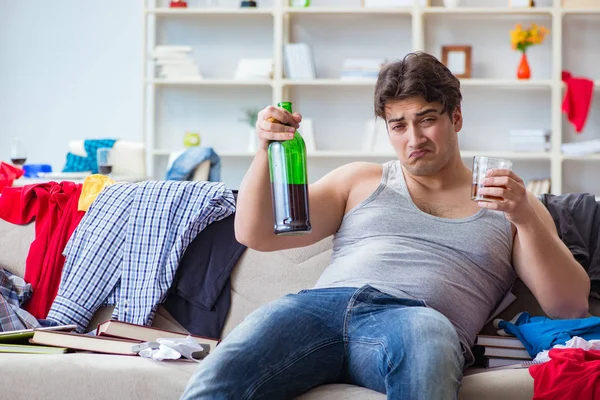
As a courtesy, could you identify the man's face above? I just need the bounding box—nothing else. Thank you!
[385,97,462,176]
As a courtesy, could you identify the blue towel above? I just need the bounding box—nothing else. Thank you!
[165,147,221,182]
[498,312,600,357]
[62,139,116,174]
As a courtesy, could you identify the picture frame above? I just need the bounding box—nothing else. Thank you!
[441,45,472,79]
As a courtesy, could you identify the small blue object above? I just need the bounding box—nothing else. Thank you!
[22,164,52,178]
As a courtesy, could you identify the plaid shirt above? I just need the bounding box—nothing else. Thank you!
[47,180,235,332]
[0,268,40,332]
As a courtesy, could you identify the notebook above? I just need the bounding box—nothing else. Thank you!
[0,324,78,343]
[475,335,525,349]
[483,346,531,360]
[96,320,219,352]
[0,343,68,354]
[30,330,141,356]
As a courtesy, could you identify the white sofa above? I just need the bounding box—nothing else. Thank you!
[0,218,552,400]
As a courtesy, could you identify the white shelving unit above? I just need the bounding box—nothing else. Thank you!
[143,0,600,193]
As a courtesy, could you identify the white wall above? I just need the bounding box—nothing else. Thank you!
[0,1,143,172]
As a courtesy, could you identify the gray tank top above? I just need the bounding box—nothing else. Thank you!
[314,160,516,365]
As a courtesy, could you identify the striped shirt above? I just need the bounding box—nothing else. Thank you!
[47,180,235,332]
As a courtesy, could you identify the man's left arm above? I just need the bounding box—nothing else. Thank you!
[477,170,590,320]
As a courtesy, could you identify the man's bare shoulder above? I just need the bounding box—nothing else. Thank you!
[334,161,384,183]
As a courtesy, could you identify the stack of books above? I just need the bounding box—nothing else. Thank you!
[526,178,551,195]
[561,139,600,157]
[340,58,384,81]
[363,0,426,7]
[508,129,551,152]
[152,45,202,80]
[475,334,533,368]
[0,321,218,358]
[283,43,316,80]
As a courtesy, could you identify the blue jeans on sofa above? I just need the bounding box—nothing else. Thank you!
[180,285,464,400]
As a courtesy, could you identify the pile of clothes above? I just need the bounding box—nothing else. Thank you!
[0,174,246,339]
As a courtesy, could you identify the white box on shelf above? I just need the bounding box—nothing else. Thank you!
[284,43,316,80]
[509,0,533,8]
[340,58,384,81]
[363,0,426,7]
[235,58,274,80]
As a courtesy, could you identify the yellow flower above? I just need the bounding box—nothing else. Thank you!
[509,23,550,52]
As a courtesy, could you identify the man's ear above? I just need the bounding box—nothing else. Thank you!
[452,106,463,133]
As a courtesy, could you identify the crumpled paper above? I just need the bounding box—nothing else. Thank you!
[138,336,208,362]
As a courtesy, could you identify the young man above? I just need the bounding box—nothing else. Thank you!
[180,52,590,400]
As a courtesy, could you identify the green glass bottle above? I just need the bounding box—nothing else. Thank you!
[267,102,312,235]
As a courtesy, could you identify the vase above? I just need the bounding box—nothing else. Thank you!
[517,52,531,80]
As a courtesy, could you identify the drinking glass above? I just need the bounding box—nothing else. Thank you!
[471,156,513,202]
[11,137,27,166]
[97,148,113,176]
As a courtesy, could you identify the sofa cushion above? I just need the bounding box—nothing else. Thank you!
[0,353,197,400]
[459,368,534,400]
[0,352,534,400]
[222,236,333,337]
[0,220,34,277]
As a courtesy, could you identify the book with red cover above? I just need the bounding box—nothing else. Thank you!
[30,329,141,356]
[96,320,219,352]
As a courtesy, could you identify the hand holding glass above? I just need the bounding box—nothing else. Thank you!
[471,156,513,202]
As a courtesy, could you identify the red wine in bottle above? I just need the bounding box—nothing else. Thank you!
[267,101,311,236]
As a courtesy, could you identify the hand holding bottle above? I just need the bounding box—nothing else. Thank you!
[256,106,302,151]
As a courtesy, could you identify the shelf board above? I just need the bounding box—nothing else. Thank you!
[562,154,600,161]
[283,78,553,88]
[562,8,600,14]
[460,79,552,88]
[460,151,551,160]
[283,79,376,87]
[424,7,553,15]
[154,149,551,160]
[148,79,273,87]
[153,150,395,158]
[284,7,412,15]
[146,8,274,16]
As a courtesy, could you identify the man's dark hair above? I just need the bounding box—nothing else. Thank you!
[374,52,462,120]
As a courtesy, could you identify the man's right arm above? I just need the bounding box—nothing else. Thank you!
[234,106,350,252]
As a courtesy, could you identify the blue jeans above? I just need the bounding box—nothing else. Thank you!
[180,285,464,400]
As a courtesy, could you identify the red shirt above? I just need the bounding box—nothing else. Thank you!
[530,348,600,400]
[0,181,85,319]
